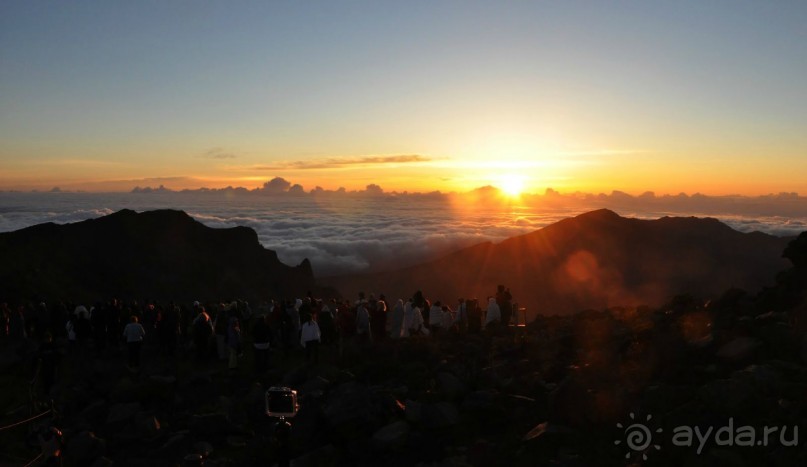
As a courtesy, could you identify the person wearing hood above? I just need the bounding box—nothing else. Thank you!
[288,299,302,350]
[356,299,371,345]
[485,297,501,330]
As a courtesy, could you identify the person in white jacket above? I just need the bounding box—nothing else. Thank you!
[403,300,426,338]
[300,314,321,364]
[428,302,444,337]
[485,297,501,330]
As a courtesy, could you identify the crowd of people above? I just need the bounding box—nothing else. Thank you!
[0,285,520,395]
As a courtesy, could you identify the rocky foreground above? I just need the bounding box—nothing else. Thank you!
[1,232,807,466]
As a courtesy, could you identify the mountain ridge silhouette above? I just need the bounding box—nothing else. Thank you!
[325,209,794,316]
[0,209,319,303]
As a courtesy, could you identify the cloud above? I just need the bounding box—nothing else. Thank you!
[2,186,807,278]
[253,154,432,170]
[259,177,292,193]
[199,147,237,159]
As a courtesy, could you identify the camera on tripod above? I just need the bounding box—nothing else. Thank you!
[265,386,299,419]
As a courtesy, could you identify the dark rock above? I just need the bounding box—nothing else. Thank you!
[290,444,338,467]
[106,402,141,426]
[322,381,386,436]
[281,365,309,387]
[462,389,500,415]
[226,435,247,448]
[65,431,106,466]
[79,399,109,424]
[372,420,410,450]
[716,337,761,363]
[436,372,468,399]
[424,402,459,429]
[148,374,177,385]
[757,323,797,358]
[192,441,214,457]
[89,457,114,467]
[298,375,331,399]
[133,412,161,438]
[189,371,213,385]
[109,378,139,403]
[405,399,422,424]
[189,413,241,437]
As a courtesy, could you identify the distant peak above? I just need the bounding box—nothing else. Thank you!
[575,209,622,220]
[110,208,138,217]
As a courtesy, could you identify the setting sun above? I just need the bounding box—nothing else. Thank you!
[494,173,528,198]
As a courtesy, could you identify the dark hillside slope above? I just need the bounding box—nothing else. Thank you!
[326,209,792,316]
[0,209,318,303]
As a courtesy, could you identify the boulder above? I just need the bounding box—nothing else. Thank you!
[106,402,141,426]
[462,389,500,416]
[290,444,338,467]
[436,372,468,399]
[424,402,459,429]
[716,337,760,363]
[190,413,241,437]
[133,412,161,438]
[65,431,106,466]
[372,420,410,450]
[79,399,109,424]
[322,381,386,436]
[405,399,422,424]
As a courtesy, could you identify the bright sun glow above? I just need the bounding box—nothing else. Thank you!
[494,173,528,198]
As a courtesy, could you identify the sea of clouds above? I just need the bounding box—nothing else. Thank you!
[2,187,806,276]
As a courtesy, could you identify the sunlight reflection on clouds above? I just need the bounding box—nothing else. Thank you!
[1,192,806,276]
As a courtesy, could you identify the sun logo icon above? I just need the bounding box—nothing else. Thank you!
[615,412,663,460]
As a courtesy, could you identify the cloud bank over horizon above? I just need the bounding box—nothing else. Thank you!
[1,186,806,276]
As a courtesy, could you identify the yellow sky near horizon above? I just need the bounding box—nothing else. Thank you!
[2,3,806,197]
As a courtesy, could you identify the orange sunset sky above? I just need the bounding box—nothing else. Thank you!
[1,2,806,196]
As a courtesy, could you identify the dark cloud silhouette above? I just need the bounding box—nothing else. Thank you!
[259,177,292,193]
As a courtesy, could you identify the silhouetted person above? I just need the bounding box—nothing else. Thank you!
[123,315,146,370]
[370,298,387,341]
[214,307,228,360]
[73,305,91,350]
[191,307,214,361]
[318,300,337,345]
[35,332,60,398]
[496,285,513,326]
[429,301,444,337]
[226,309,242,369]
[468,299,482,333]
[91,302,107,355]
[253,314,271,372]
[0,302,9,339]
[457,298,468,334]
[158,304,180,356]
[9,305,26,340]
[485,297,501,330]
[356,300,371,345]
[389,299,404,339]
